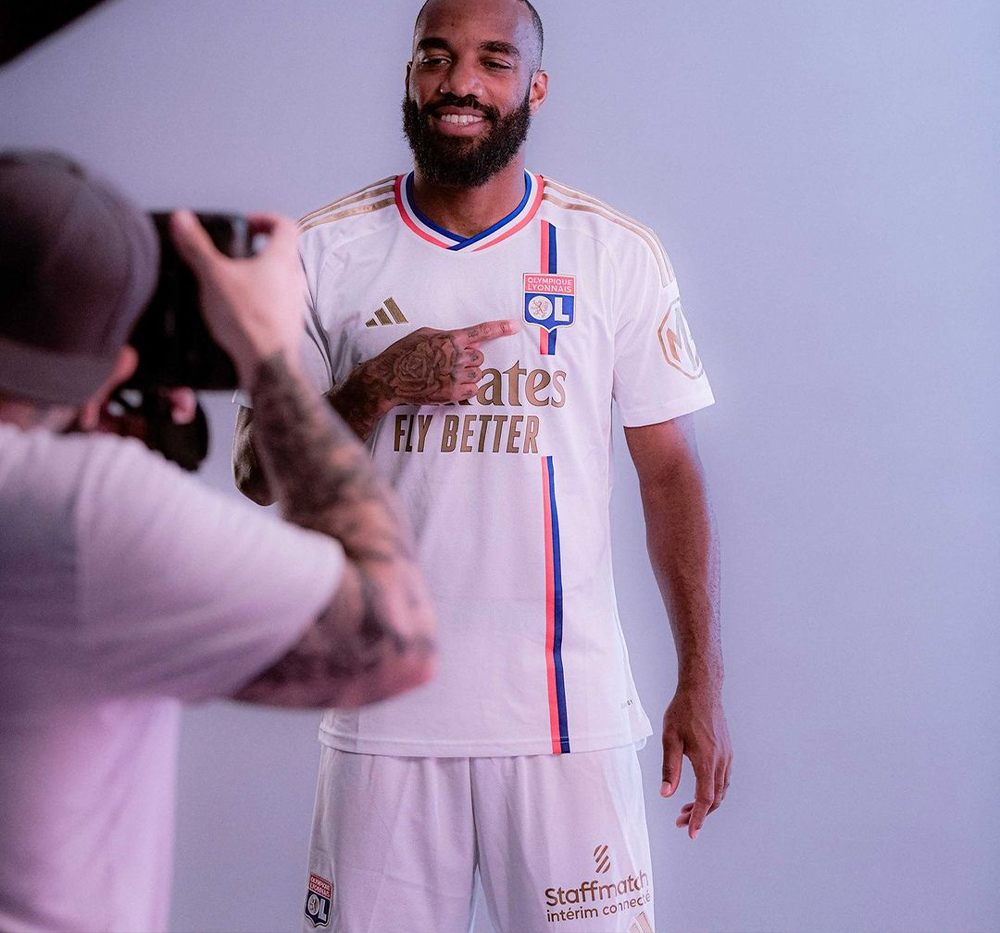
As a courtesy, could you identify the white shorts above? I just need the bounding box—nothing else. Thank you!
[302,745,654,933]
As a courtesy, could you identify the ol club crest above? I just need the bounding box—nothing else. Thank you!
[523,273,576,332]
[304,873,332,927]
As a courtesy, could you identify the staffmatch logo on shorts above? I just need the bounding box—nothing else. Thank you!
[304,873,332,928]
[524,273,576,332]
[542,848,652,926]
[658,298,703,379]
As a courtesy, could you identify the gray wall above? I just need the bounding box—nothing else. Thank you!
[2,1,997,931]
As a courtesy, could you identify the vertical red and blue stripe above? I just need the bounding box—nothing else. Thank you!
[538,220,559,355]
[542,454,570,754]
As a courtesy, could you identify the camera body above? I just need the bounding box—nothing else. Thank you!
[115,212,251,470]
[125,213,249,391]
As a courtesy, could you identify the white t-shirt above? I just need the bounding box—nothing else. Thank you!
[0,424,344,933]
[295,171,714,757]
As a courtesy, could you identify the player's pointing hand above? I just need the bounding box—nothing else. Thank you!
[457,319,521,345]
[338,319,521,419]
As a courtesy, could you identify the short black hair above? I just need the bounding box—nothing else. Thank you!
[516,0,544,61]
[415,0,544,67]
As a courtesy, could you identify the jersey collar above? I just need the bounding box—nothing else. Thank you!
[394,171,544,252]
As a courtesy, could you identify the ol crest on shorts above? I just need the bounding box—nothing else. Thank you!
[523,273,576,332]
[304,873,332,927]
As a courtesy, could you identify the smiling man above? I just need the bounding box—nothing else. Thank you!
[234,1,732,930]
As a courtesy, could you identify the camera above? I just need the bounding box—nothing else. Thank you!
[128,213,248,390]
[115,213,251,470]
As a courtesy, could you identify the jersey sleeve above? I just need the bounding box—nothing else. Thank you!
[611,236,715,426]
[301,304,335,396]
[77,436,345,703]
[299,230,336,395]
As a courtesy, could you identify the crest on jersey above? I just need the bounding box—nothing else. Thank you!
[523,273,576,332]
[304,873,332,927]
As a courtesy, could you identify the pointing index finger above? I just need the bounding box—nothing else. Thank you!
[458,319,520,345]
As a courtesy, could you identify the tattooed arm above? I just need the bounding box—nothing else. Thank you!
[232,352,435,707]
[233,404,273,506]
[171,210,435,708]
[233,320,517,505]
[329,321,516,439]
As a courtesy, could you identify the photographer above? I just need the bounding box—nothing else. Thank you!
[0,151,436,933]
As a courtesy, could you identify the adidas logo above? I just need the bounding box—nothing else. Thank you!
[365,297,408,328]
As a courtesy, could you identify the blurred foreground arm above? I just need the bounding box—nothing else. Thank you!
[625,415,731,838]
[171,210,435,708]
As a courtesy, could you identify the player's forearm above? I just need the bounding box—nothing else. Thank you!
[232,366,391,503]
[233,406,275,506]
[640,460,723,694]
[326,358,397,442]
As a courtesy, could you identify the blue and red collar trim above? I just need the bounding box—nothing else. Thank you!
[394,170,544,252]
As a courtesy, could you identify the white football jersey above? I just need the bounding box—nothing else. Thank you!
[299,171,714,757]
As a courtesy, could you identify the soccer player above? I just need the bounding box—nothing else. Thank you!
[235,1,732,929]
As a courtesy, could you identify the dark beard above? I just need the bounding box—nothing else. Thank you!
[401,89,532,188]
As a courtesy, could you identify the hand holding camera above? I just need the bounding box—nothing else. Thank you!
[110,209,304,470]
[168,210,305,388]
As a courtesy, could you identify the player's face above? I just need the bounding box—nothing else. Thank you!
[403,0,547,187]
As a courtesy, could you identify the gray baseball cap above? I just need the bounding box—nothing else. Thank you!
[0,151,159,405]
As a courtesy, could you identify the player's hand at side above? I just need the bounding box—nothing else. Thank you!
[660,686,732,839]
[361,319,520,408]
[169,210,306,385]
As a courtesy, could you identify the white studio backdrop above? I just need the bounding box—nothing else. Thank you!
[1,1,997,931]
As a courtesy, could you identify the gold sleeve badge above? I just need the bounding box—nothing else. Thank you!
[657,299,704,379]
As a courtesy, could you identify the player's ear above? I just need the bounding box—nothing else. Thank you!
[529,69,548,114]
[405,61,413,94]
